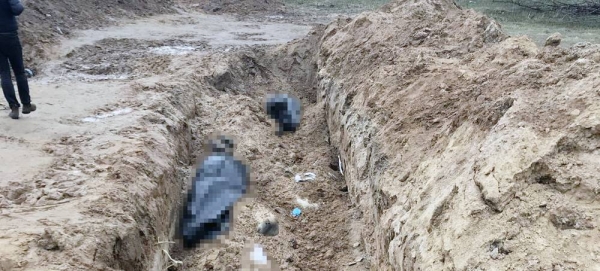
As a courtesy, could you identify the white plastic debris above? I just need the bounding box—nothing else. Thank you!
[149,46,196,56]
[82,108,133,122]
[296,197,319,209]
[294,172,316,183]
[250,244,268,265]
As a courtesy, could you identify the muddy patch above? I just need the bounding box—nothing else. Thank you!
[61,38,210,79]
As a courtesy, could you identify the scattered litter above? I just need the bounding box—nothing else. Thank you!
[149,46,197,56]
[291,208,302,217]
[296,197,318,209]
[266,15,284,19]
[82,108,133,122]
[250,244,268,265]
[295,172,316,183]
[338,155,344,175]
[348,257,364,266]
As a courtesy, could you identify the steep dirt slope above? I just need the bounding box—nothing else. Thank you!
[318,0,600,270]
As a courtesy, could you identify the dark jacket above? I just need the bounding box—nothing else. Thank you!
[0,0,24,33]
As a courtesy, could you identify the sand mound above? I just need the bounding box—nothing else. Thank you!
[318,0,600,269]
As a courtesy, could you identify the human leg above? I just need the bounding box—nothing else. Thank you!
[0,53,19,108]
[5,34,32,107]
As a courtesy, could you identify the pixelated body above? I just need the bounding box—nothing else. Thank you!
[179,137,249,248]
[265,94,302,135]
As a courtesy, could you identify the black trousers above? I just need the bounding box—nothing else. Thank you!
[0,31,30,108]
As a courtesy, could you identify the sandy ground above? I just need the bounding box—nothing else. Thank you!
[2,0,600,270]
[0,11,311,191]
[0,5,373,271]
[0,10,342,271]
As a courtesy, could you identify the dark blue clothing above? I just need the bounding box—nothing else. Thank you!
[0,32,30,108]
[0,0,24,33]
[179,154,249,248]
[265,94,302,135]
[0,0,30,108]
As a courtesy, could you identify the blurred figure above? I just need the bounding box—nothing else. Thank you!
[179,135,249,249]
[265,93,302,136]
[0,0,36,119]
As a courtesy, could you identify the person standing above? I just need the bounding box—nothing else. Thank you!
[0,0,35,119]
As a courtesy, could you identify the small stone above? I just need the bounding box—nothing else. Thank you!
[290,239,298,249]
[38,230,60,251]
[46,191,63,201]
[284,168,294,177]
[206,250,220,262]
[324,249,334,259]
[490,247,499,259]
[539,202,548,208]
[339,186,348,192]
[35,197,48,206]
[329,161,339,171]
[257,217,279,236]
[591,124,600,135]
[439,83,448,91]
[353,242,360,248]
[570,109,581,116]
[274,207,285,214]
[285,255,294,263]
[545,33,562,47]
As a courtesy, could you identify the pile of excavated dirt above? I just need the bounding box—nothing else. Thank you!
[16,0,175,69]
[317,0,600,269]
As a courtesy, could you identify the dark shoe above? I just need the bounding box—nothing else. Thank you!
[22,104,36,114]
[8,107,19,119]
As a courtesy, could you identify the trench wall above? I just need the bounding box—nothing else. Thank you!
[317,0,600,270]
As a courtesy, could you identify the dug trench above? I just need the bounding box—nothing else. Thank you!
[164,29,370,270]
[169,0,600,270]
[1,0,600,270]
[0,14,369,271]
